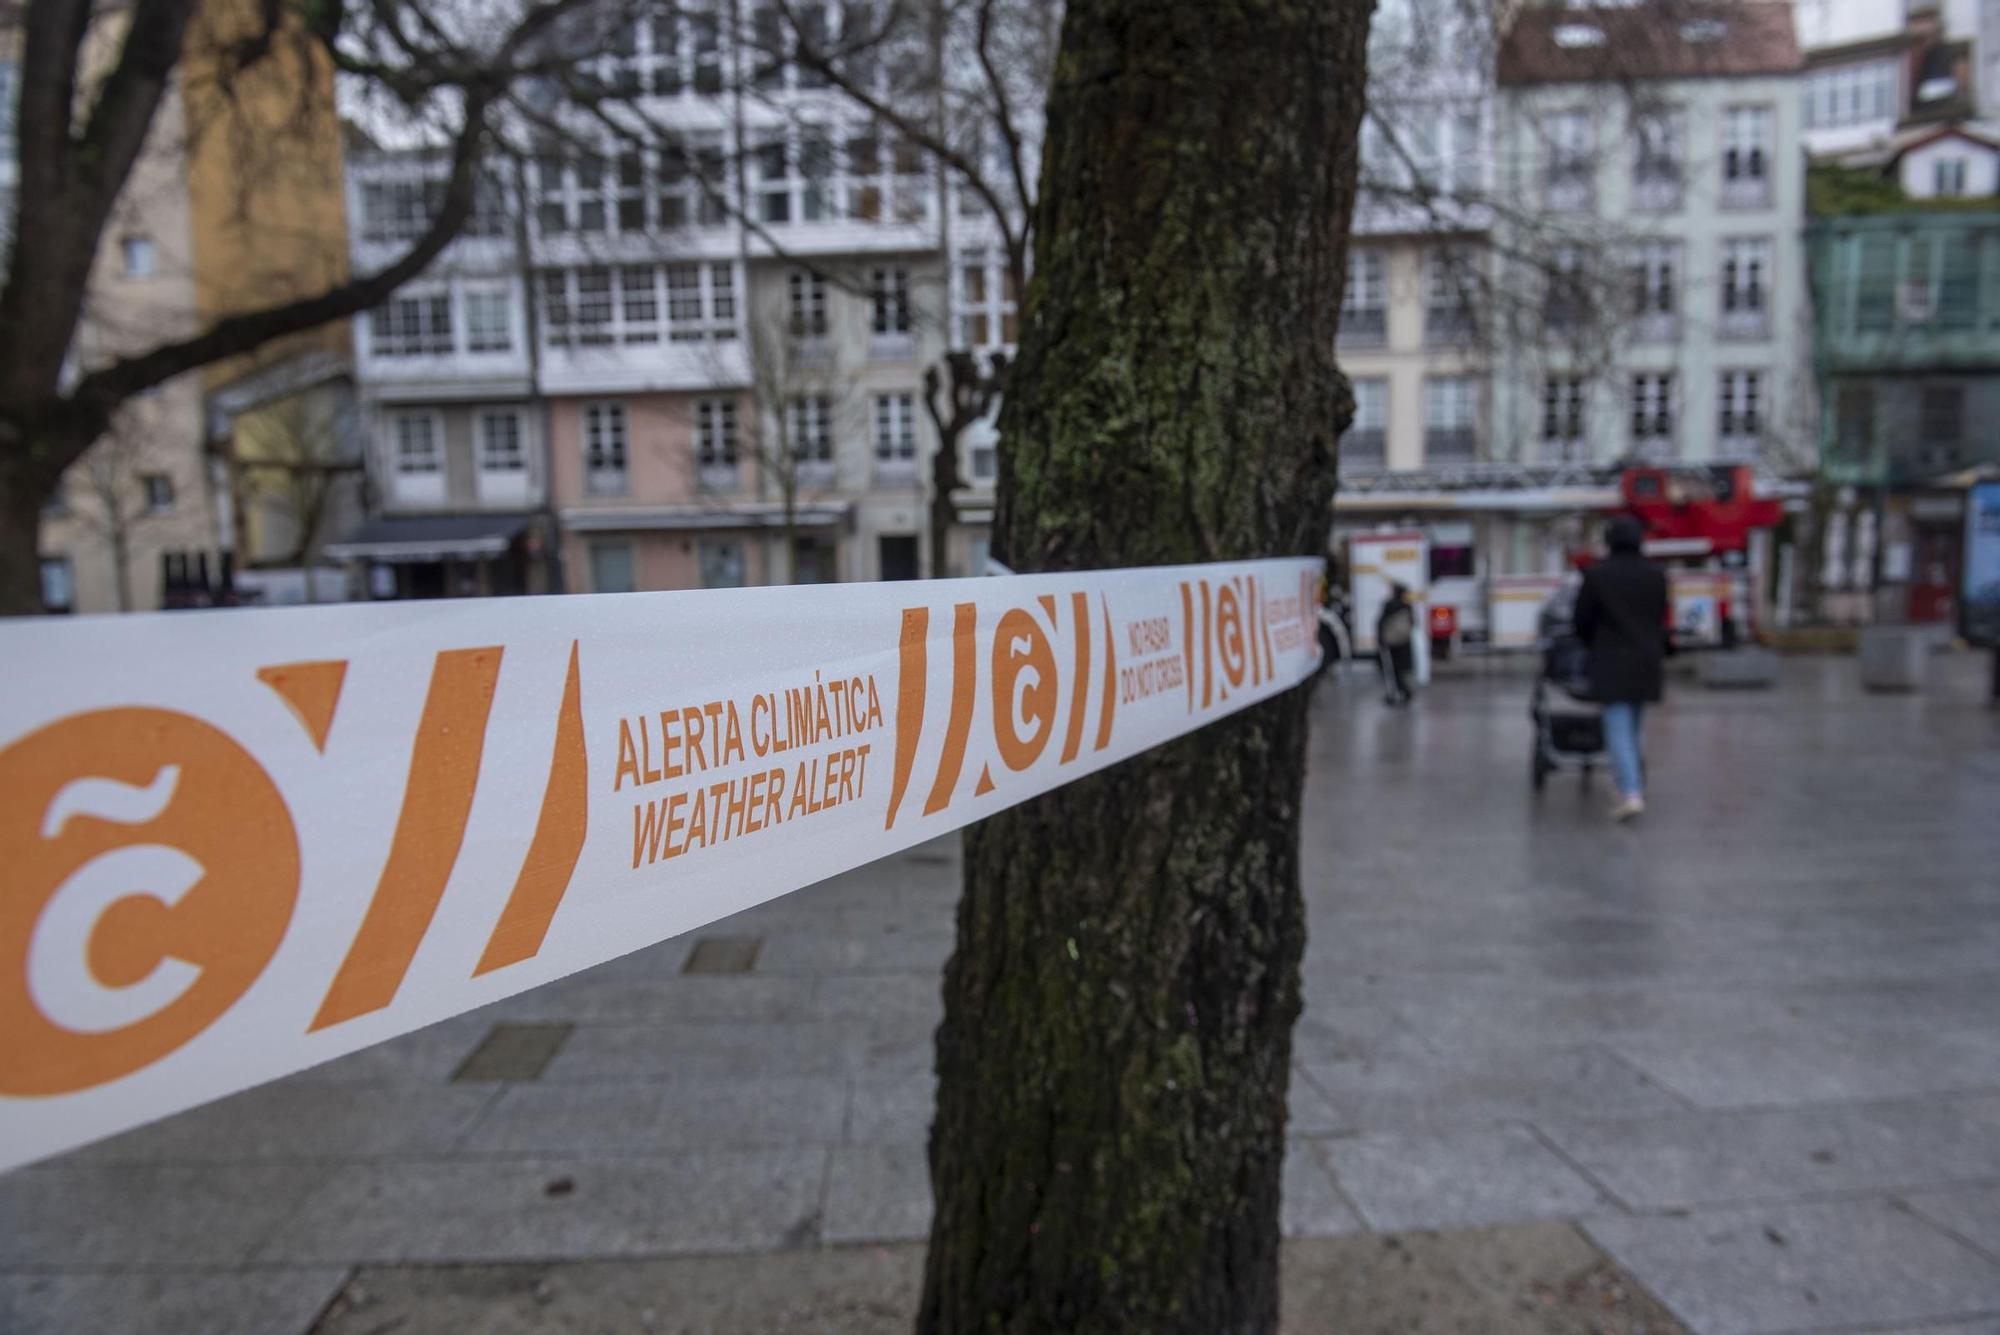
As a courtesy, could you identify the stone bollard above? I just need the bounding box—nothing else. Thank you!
[1702,646,1779,689]
[1858,625,1927,692]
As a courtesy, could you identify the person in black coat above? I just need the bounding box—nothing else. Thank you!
[1376,583,1417,705]
[1573,517,1668,820]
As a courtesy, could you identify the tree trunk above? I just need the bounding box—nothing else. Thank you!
[0,459,49,615]
[929,429,958,578]
[918,3,1368,1334]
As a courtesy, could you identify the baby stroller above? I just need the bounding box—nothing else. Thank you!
[1531,580,1606,791]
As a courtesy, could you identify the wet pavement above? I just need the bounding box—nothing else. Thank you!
[5,651,1999,1334]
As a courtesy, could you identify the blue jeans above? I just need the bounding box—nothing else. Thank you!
[1602,702,1645,799]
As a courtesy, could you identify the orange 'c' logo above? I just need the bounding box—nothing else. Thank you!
[991,608,1058,772]
[0,708,300,1096]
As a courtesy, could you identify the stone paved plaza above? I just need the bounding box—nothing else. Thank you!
[5,652,1999,1334]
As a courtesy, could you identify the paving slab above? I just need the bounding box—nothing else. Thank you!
[307,1225,1687,1335]
[847,1074,934,1144]
[1907,1185,2000,1263]
[542,1020,929,1083]
[1316,1124,1611,1233]
[1299,1044,1685,1130]
[65,1081,495,1163]
[257,1150,828,1264]
[823,1144,931,1245]
[1585,1197,2000,1335]
[1610,1027,2000,1110]
[0,1269,350,1335]
[1539,1097,2000,1212]
[509,974,819,1023]
[464,1076,849,1155]
[1282,1139,1364,1237]
[0,1163,333,1266]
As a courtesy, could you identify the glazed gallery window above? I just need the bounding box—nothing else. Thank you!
[391,413,442,474]
[371,293,453,357]
[873,392,917,463]
[584,402,629,493]
[477,411,527,472]
[1543,376,1586,445]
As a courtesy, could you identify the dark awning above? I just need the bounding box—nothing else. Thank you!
[323,514,531,564]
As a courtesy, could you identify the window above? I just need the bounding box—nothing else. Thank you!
[371,293,453,357]
[757,138,794,223]
[478,411,526,472]
[1835,382,1875,458]
[1451,108,1483,194]
[1934,157,1968,197]
[700,538,746,589]
[540,264,735,347]
[392,413,441,473]
[609,1,720,96]
[1423,377,1478,462]
[958,250,1019,348]
[1343,378,1387,468]
[1629,373,1675,450]
[141,473,174,512]
[1921,385,1964,446]
[789,396,834,466]
[360,179,439,244]
[871,266,911,337]
[39,556,75,613]
[532,153,608,236]
[1855,235,1896,332]
[1542,376,1586,451]
[664,262,737,340]
[1717,371,1762,454]
[1339,248,1386,345]
[1631,107,1683,211]
[657,136,729,228]
[788,269,829,339]
[1627,241,1679,338]
[584,402,628,494]
[1804,61,1896,129]
[1424,248,1475,345]
[464,289,512,353]
[696,398,739,468]
[1720,238,1772,337]
[122,236,155,278]
[1544,112,1594,210]
[874,392,916,472]
[589,541,636,595]
[1544,245,1587,334]
[1722,106,1772,207]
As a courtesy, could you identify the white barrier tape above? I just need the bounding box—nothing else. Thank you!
[0,557,1322,1170]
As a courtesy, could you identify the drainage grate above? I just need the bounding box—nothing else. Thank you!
[451,1022,573,1082]
[682,936,762,974]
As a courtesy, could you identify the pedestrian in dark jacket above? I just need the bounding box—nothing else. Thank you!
[1574,517,1669,821]
[1376,583,1417,706]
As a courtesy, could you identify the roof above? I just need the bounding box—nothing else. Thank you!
[1498,3,1803,87]
[324,513,532,563]
[1885,122,2000,163]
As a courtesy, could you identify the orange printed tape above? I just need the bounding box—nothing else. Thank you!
[0,558,1322,1169]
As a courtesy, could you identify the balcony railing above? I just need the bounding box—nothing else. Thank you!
[1719,307,1770,341]
[586,467,628,496]
[699,462,741,492]
[869,332,917,360]
[1715,434,1762,464]
[1338,307,1386,347]
[1632,311,1680,343]
[1631,171,1682,213]
[795,459,837,488]
[1721,175,1771,210]
[1545,169,1593,213]
[1340,428,1386,471]
[874,456,917,485]
[1424,428,1478,464]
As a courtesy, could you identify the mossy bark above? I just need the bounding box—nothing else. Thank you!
[917,3,1371,1333]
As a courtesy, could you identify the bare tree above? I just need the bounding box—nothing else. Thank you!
[742,299,866,583]
[0,0,608,613]
[62,405,167,613]
[230,388,363,578]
